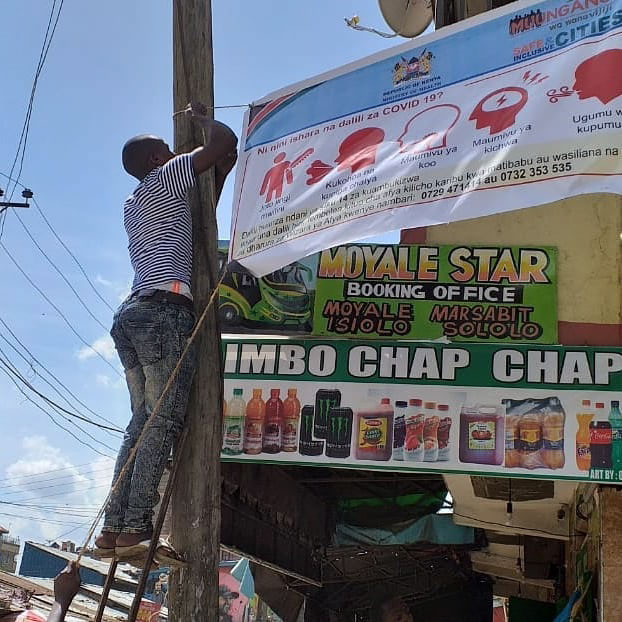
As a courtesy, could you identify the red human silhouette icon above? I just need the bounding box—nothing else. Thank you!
[573,49,622,104]
[260,153,293,202]
[335,127,385,173]
[469,87,528,135]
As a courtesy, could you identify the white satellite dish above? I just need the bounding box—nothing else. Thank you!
[378,0,434,37]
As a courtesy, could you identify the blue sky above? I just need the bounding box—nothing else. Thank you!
[0,0,415,548]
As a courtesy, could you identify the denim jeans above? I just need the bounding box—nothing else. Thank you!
[103,295,197,534]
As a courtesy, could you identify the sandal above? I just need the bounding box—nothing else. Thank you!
[154,538,187,567]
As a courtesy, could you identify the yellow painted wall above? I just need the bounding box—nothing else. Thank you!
[425,194,622,324]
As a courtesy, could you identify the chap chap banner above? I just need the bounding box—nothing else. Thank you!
[221,338,622,484]
[220,242,558,343]
[230,0,622,275]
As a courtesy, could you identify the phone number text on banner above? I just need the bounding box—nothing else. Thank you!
[230,0,622,275]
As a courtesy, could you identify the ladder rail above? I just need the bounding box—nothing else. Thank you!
[127,427,189,622]
[94,558,118,622]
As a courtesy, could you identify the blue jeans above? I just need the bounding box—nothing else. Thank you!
[103,295,197,533]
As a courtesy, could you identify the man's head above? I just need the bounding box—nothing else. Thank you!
[370,595,414,622]
[122,135,175,180]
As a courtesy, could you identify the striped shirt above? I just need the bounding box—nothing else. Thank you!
[124,153,196,294]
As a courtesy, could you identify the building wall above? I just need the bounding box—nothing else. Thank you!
[0,535,19,573]
[404,194,622,344]
[19,542,104,586]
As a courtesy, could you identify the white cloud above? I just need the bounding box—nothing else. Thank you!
[2,437,115,546]
[95,373,125,390]
[95,275,113,288]
[77,335,116,361]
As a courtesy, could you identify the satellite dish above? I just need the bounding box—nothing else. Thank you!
[378,0,434,37]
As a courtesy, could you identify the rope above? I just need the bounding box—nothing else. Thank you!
[76,273,225,564]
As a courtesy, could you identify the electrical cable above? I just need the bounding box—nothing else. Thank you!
[0,476,112,497]
[0,510,86,528]
[0,347,122,434]
[0,461,107,484]
[1,0,65,238]
[2,483,110,504]
[0,359,115,458]
[0,173,117,313]
[0,243,122,377]
[0,467,113,492]
[0,330,122,437]
[452,512,581,538]
[0,314,122,429]
[11,210,110,331]
[0,500,99,519]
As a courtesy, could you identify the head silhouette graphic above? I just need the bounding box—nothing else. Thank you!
[573,49,622,104]
[397,104,461,153]
[335,127,385,172]
[469,87,528,135]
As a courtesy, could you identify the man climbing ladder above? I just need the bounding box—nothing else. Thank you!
[94,103,237,561]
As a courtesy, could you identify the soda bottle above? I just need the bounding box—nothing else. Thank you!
[223,388,245,455]
[576,400,593,471]
[609,400,622,472]
[392,401,407,461]
[263,389,284,454]
[282,388,301,452]
[244,388,265,455]
[590,402,612,469]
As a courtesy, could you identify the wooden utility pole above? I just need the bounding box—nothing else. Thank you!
[169,0,222,619]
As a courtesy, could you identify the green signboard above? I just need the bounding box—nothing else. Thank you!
[218,243,557,343]
[222,337,622,484]
[312,244,557,343]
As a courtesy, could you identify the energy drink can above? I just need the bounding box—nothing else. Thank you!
[300,406,315,443]
[314,389,341,439]
[326,407,353,459]
[300,440,324,456]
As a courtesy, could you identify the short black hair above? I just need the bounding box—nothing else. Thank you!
[122,135,163,180]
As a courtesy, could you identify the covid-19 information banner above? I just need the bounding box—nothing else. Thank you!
[221,338,622,484]
[230,0,622,275]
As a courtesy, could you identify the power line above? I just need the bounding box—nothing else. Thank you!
[0,347,122,434]
[0,500,99,519]
[11,210,111,331]
[0,510,86,528]
[0,327,122,437]
[0,467,113,492]
[0,359,115,459]
[0,476,112,498]
[0,243,122,377]
[1,0,65,238]
[0,173,116,313]
[0,314,123,429]
[0,461,108,484]
[2,483,110,503]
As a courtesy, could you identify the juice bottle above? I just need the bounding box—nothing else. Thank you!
[263,389,283,454]
[392,401,407,461]
[423,402,439,462]
[405,399,424,462]
[609,400,622,471]
[223,388,245,455]
[244,388,265,455]
[542,398,565,470]
[576,399,594,471]
[282,388,301,452]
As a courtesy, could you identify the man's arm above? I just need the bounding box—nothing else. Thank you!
[187,103,238,176]
[46,562,80,622]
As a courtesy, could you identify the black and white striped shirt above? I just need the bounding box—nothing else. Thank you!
[124,153,196,293]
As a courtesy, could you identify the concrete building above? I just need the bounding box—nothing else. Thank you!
[0,525,19,574]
